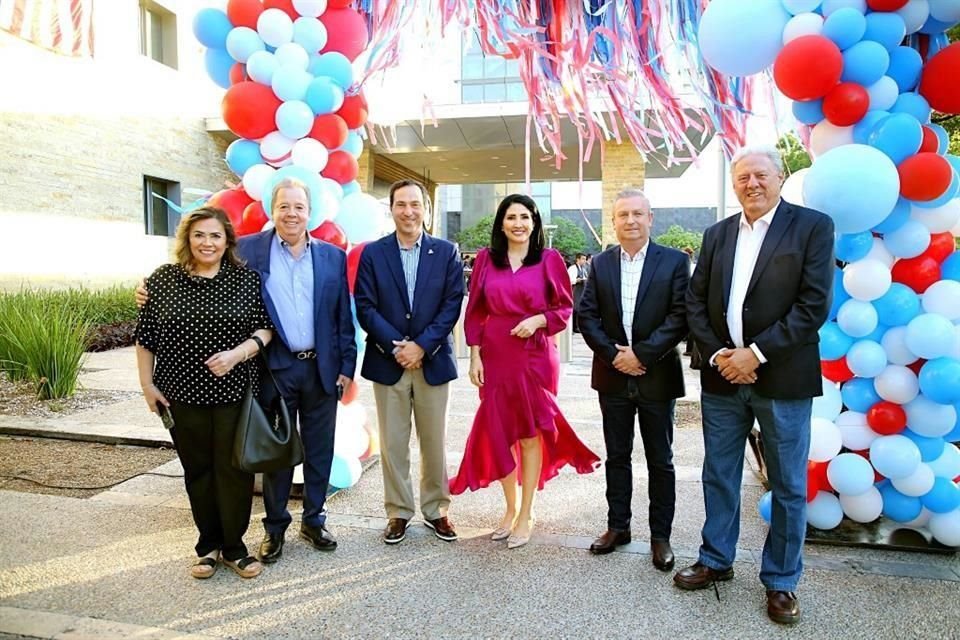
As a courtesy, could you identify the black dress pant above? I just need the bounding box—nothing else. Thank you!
[169,400,253,561]
[598,383,676,541]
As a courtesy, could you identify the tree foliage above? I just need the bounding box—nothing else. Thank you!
[656,224,703,254]
[777,132,812,176]
[456,214,495,251]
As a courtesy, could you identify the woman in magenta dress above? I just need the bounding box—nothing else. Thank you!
[450,194,599,548]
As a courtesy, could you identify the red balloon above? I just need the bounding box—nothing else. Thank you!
[226,0,263,30]
[823,83,870,127]
[821,357,855,383]
[337,91,368,129]
[208,187,254,231]
[898,153,954,201]
[866,401,907,435]
[309,113,349,149]
[923,232,956,263]
[322,150,359,184]
[229,63,247,85]
[320,8,369,61]
[867,0,908,9]
[807,461,830,502]
[919,42,960,115]
[919,126,940,154]
[341,380,359,405]
[346,242,367,293]
[222,81,283,140]
[773,36,843,101]
[238,200,269,236]
[327,0,353,7]
[309,219,348,249]
[891,254,941,293]
[263,0,298,20]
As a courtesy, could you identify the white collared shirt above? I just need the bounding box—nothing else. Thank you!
[620,242,648,345]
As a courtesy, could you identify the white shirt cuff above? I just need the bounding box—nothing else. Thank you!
[709,348,727,367]
[749,343,767,364]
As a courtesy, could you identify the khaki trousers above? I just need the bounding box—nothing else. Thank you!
[373,368,451,521]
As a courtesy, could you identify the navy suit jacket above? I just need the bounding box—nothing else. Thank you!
[237,231,357,396]
[686,199,834,399]
[578,241,689,400]
[354,232,464,386]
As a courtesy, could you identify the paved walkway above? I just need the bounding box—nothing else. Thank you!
[0,337,957,639]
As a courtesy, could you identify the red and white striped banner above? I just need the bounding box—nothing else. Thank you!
[0,0,95,57]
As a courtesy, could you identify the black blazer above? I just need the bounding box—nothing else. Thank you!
[686,199,835,399]
[579,241,688,400]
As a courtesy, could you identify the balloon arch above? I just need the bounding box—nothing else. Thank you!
[191,0,960,546]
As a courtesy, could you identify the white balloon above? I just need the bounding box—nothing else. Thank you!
[261,220,275,231]
[892,463,936,497]
[837,411,880,451]
[866,76,899,111]
[245,50,278,85]
[810,417,843,462]
[291,138,330,173]
[881,326,918,365]
[929,0,960,22]
[874,364,920,404]
[241,164,276,201]
[260,131,296,168]
[257,8,294,47]
[334,405,369,458]
[902,506,933,528]
[843,259,892,302]
[293,0,328,17]
[865,237,895,269]
[839,486,883,523]
[922,280,960,321]
[810,121,854,158]
[274,42,310,70]
[812,377,843,421]
[928,509,960,547]
[781,168,809,205]
[911,200,960,234]
[783,13,824,43]
[807,491,844,529]
[928,443,960,479]
[896,0,931,35]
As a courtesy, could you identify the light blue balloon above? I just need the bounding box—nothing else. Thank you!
[887,46,923,92]
[293,17,327,53]
[835,231,874,262]
[829,265,851,321]
[868,112,922,165]
[919,358,960,405]
[697,0,791,76]
[837,300,878,338]
[803,144,900,234]
[340,131,365,158]
[891,92,931,123]
[328,454,360,489]
[784,0,822,14]
[757,490,773,524]
[944,410,960,444]
[813,377,843,420]
[310,52,354,90]
[872,283,920,327]
[246,50,278,86]
[847,340,888,378]
[193,8,233,50]
[929,442,960,478]
[927,123,950,154]
[906,314,956,360]
[941,251,960,282]
[880,484,923,521]
[793,99,824,125]
[918,15,958,36]
[872,197,911,233]
[842,377,881,412]
[870,434,922,480]
[342,180,361,197]
[271,66,313,102]
[867,75,900,111]
[884,219,930,258]
[863,323,888,344]
[225,139,263,178]
[305,77,345,116]
[820,322,855,360]
[904,428,947,462]
[862,11,907,51]
[203,47,234,89]
[823,8,867,50]
[841,41,890,86]
[920,477,960,513]
[852,110,889,144]
[275,100,314,140]
[905,395,957,438]
[822,0,866,15]
[828,453,876,496]
[225,26,265,64]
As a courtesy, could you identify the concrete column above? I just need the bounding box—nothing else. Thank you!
[600,142,646,248]
[356,148,375,193]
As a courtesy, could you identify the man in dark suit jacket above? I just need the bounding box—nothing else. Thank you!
[354,179,465,545]
[578,188,689,571]
[674,147,834,626]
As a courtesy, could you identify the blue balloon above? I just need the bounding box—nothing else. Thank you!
[836,231,874,262]
[883,219,930,258]
[842,377,882,413]
[891,92,931,123]
[837,299,879,338]
[328,454,359,489]
[310,52,354,90]
[276,100,315,139]
[927,123,950,154]
[757,490,773,524]
[945,408,960,443]
[872,283,920,327]
[203,47,234,90]
[193,8,233,50]
[919,358,960,405]
[863,323,888,344]
[920,477,960,513]
[305,77,345,116]
[828,453,876,496]
[870,434,921,480]
[918,15,958,36]
[246,50,278,86]
[803,144,900,234]
[841,41,890,86]
[862,11,907,51]
[783,0,822,14]
[342,180,361,197]
[340,131,365,158]
[829,266,851,321]
[906,315,956,361]
[225,139,263,178]
[272,66,313,102]
[793,98,824,125]
[941,251,960,282]
[823,8,867,50]
[880,484,923,522]
[820,322,855,360]
[887,46,923,92]
[868,112,923,165]
[697,0,791,76]
[293,17,327,53]
[872,197,911,233]
[903,428,947,462]
[847,340,888,378]
[225,26,265,64]
[853,110,889,144]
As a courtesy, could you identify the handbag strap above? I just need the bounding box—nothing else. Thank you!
[248,335,283,396]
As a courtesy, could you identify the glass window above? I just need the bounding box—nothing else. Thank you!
[531,182,550,196]
[506,81,526,102]
[484,82,506,102]
[462,56,484,80]
[505,58,520,78]
[534,195,551,216]
[462,84,484,103]
[483,56,505,79]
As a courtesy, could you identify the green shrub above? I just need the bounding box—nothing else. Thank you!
[656,225,703,255]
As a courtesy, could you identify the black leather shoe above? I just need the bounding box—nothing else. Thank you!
[651,539,675,571]
[300,523,337,551]
[589,528,631,555]
[257,532,284,564]
[673,562,734,590]
[383,518,409,545]
[767,590,801,625]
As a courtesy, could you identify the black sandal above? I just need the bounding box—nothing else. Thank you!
[190,556,218,579]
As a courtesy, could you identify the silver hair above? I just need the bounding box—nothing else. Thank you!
[612,187,651,212]
[730,145,784,175]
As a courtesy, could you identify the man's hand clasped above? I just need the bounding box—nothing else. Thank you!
[716,347,760,384]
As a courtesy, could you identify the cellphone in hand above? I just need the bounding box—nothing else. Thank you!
[336,383,344,401]
[157,403,175,430]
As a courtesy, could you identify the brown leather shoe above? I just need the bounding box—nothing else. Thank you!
[673,561,734,590]
[651,539,675,571]
[589,528,631,555]
[767,590,800,625]
[383,518,409,545]
[424,516,458,541]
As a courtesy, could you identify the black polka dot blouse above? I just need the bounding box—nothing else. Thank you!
[135,261,274,406]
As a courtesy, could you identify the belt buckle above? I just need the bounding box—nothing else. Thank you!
[297,351,311,360]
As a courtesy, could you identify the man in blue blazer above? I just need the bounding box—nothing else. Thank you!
[354,179,465,545]
[239,178,356,562]
[578,188,688,571]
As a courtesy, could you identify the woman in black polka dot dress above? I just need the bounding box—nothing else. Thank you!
[135,206,273,580]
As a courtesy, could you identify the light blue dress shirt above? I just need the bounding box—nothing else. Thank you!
[266,234,315,351]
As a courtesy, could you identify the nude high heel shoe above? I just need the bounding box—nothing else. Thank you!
[507,518,534,549]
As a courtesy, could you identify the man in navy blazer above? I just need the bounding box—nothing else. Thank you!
[578,188,688,571]
[354,179,464,545]
[239,178,356,563]
[675,146,834,626]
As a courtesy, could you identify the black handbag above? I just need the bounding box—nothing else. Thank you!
[232,336,304,473]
